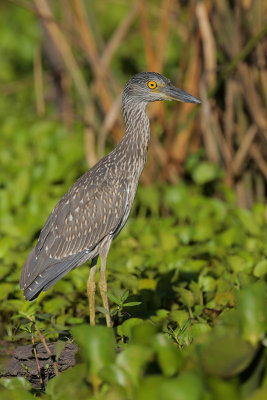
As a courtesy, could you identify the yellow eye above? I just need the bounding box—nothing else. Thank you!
[147,81,157,89]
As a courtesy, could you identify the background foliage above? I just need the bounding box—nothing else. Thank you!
[1,0,267,399]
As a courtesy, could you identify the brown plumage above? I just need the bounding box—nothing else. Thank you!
[20,72,200,326]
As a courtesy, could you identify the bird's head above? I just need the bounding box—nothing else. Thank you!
[123,72,201,105]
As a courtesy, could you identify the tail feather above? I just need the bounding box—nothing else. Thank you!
[20,249,36,290]
[21,251,85,301]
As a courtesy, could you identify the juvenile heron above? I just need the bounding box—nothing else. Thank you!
[20,72,200,327]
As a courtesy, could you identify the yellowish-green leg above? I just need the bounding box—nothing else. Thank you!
[86,257,98,325]
[99,250,112,327]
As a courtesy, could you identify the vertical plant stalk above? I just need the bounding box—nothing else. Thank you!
[168,41,201,169]
[34,321,60,376]
[28,315,60,377]
[97,96,122,158]
[155,0,174,73]
[167,2,197,148]
[238,63,267,141]
[199,79,220,163]
[209,20,267,98]
[33,45,45,116]
[31,334,43,388]
[72,0,123,143]
[154,0,174,127]
[33,0,90,104]
[232,125,258,176]
[224,80,237,160]
[250,145,267,181]
[100,2,138,69]
[33,0,99,166]
[138,0,174,182]
[196,1,217,89]
[138,0,156,69]
[84,103,97,166]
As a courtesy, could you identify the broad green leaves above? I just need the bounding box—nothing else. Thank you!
[72,325,116,376]
[236,283,267,346]
[46,365,89,400]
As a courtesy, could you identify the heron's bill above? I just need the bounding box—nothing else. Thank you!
[160,85,201,104]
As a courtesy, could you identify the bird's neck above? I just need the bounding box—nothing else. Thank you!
[105,100,150,185]
[122,100,150,154]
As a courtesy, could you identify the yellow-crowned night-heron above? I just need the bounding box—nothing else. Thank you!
[20,72,200,327]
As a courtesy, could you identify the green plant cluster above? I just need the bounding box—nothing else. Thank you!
[1,3,267,399]
[1,282,267,400]
[1,107,267,397]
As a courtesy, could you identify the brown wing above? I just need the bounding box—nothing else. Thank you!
[36,178,128,258]
[20,176,129,298]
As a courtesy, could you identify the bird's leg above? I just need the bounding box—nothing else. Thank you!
[86,256,98,325]
[99,243,112,327]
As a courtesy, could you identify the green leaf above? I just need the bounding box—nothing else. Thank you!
[0,388,35,400]
[248,388,267,400]
[55,341,66,361]
[253,260,267,277]
[227,254,254,274]
[71,325,116,374]
[192,162,221,185]
[0,283,14,301]
[107,292,121,305]
[138,278,156,290]
[0,377,31,391]
[208,377,239,400]
[236,282,267,346]
[190,323,211,339]
[192,223,213,242]
[135,376,167,400]
[236,208,261,236]
[120,318,143,338]
[121,290,129,303]
[116,344,154,385]
[66,316,84,325]
[123,301,142,307]
[0,265,11,279]
[198,327,256,377]
[100,364,131,388]
[153,334,183,377]
[43,297,69,314]
[96,306,110,315]
[159,231,178,251]
[159,372,205,400]
[46,364,89,400]
[130,321,158,345]
[178,226,193,245]
[169,310,189,326]
[176,288,195,308]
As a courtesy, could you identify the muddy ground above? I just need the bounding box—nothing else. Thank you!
[1,341,78,389]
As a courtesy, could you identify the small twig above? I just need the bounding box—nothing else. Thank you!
[84,103,97,166]
[34,322,60,377]
[199,79,220,163]
[100,2,138,68]
[155,0,173,73]
[27,315,60,377]
[98,95,122,157]
[232,124,258,176]
[209,21,267,98]
[238,63,267,141]
[196,1,217,89]
[33,45,45,116]
[138,0,156,69]
[250,144,267,181]
[72,0,123,143]
[34,0,90,104]
[31,334,43,388]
